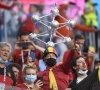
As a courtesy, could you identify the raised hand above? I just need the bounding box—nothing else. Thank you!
[33,80,43,90]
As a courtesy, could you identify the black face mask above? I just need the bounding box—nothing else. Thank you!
[45,58,56,67]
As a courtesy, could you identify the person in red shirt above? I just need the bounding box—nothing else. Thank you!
[37,46,76,90]
[20,4,40,33]
[17,56,38,84]
[12,31,42,67]
[63,34,94,82]
[55,4,97,38]
[16,65,43,90]
[0,1,15,10]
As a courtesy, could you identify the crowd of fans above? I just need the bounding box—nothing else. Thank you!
[0,0,100,90]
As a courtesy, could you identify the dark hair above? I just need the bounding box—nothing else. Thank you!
[71,56,85,74]
[30,4,39,10]
[19,31,30,38]
[74,34,85,41]
[8,63,21,71]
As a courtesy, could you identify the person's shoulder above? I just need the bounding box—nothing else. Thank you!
[65,50,71,53]
[16,83,26,89]
[16,84,23,87]
[31,49,41,54]
[37,70,46,77]
[16,84,23,86]
[37,71,44,76]
[13,49,21,54]
[68,77,77,88]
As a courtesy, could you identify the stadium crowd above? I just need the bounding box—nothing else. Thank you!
[0,0,100,90]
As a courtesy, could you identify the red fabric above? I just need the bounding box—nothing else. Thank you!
[20,16,40,33]
[20,17,34,33]
[63,50,90,81]
[17,69,23,84]
[13,49,40,84]
[17,62,38,84]
[16,84,28,90]
[12,49,41,67]
[0,3,14,10]
[38,51,76,90]
[63,50,79,81]
[0,75,13,86]
[55,4,96,38]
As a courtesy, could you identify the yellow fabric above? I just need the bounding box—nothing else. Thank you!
[48,47,54,52]
[84,13,98,27]
[98,66,100,81]
[49,68,58,90]
[83,2,98,27]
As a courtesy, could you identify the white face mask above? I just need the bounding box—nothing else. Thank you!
[0,57,8,64]
[78,69,88,75]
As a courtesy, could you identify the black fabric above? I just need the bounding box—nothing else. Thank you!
[45,58,56,67]
[71,68,100,90]
[68,71,91,88]
[0,66,16,86]
[68,77,77,88]
[6,66,16,86]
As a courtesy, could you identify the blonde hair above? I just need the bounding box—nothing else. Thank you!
[0,42,12,52]
[23,65,37,74]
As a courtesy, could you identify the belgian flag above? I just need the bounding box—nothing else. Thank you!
[72,67,100,90]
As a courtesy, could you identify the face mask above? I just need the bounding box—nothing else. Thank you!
[45,58,56,67]
[78,69,88,75]
[25,75,37,83]
[0,57,8,64]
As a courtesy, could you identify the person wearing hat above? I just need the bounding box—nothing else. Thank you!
[37,46,75,90]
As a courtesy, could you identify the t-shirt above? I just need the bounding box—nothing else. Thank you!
[12,49,41,67]
[16,83,34,90]
[68,71,91,88]
[0,67,16,87]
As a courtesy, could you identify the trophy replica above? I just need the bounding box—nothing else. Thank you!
[29,3,76,47]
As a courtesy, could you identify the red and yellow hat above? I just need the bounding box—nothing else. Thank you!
[42,47,58,59]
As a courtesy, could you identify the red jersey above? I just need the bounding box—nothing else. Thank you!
[0,67,16,86]
[38,51,76,90]
[55,4,96,38]
[20,17,34,33]
[12,49,41,67]
[0,3,14,10]
[16,84,30,90]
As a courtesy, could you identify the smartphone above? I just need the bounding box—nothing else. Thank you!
[83,53,87,57]
[37,77,43,81]
[18,42,29,47]
[30,52,36,62]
